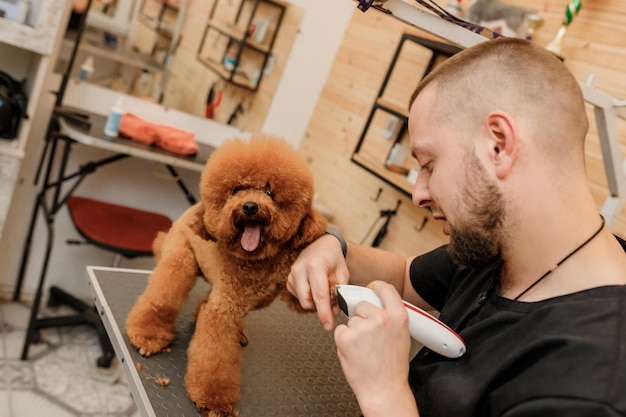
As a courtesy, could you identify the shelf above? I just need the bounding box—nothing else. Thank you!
[198,54,259,89]
[0,138,26,159]
[0,3,66,55]
[352,153,414,196]
[64,27,167,74]
[208,19,247,41]
[159,1,180,12]
[197,55,232,79]
[0,0,69,241]
[376,98,409,118]
[197,0,285,92]
[133,0,187,68]
[138,14,176,40]
[352,33,461,198]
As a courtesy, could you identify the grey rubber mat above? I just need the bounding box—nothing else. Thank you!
[87,266,362,417]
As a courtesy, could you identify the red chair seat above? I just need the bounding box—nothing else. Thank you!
[67,196,172,257]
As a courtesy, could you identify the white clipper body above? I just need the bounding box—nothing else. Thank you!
[335,284,466,358]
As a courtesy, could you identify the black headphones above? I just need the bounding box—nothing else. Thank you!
[0,71,28,140]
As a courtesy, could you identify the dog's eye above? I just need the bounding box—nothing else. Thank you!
[265,188,273,198]
[233,186,243,195]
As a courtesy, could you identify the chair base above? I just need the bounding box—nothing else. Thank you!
[36,286,115,368]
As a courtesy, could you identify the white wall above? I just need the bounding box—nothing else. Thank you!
[262,0,355,146]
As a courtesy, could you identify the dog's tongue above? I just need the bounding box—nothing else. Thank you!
[241,224,261,252]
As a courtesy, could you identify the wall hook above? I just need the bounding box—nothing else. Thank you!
[414,216,428,232]
[370,187,383,201]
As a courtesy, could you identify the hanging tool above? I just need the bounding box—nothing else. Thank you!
[227,101,245,125]
[371,199,402,247]
[205,82,223,119]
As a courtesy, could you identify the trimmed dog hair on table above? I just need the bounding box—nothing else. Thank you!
[125,136,328,417]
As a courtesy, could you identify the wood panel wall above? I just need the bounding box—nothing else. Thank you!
[300,0,626,258]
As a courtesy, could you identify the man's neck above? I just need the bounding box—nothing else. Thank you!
[498,215,625,301]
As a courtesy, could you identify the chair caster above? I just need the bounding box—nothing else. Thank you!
[47,290,62,308]
[97,352,115,368]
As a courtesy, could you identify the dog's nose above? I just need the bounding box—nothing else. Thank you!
[242,202,258,217]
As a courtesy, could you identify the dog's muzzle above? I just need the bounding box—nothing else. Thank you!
[240,202,262,252]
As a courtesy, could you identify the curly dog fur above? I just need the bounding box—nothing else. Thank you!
[125,136,327,417]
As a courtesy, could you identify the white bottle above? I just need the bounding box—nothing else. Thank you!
[104,95,125,137]
[79,56,94,81]
[386,143,408,166]
[253,15,270,44]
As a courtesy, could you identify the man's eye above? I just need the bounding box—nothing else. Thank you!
[421,163,432,173]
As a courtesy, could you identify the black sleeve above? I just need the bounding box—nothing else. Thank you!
[501,398,624,417]
[409,245,458,311]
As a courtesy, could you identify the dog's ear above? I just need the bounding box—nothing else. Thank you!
[188,203,216,242]
[290,208,327,250]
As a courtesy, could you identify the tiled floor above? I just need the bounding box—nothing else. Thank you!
[0,300,139,417]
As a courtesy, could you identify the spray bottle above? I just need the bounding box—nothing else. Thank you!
[104,95,125,137]
[79,56,94,81]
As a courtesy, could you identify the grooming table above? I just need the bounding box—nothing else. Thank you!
[86,266,362,417]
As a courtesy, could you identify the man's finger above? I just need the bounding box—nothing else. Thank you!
[310,271,334,331]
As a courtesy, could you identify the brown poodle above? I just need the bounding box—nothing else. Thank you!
[125,136,327,417]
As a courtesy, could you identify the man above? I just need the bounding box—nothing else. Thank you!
[287,38,626,416]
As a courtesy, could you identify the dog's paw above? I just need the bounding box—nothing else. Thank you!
[186,369,239,417]
[192,397,238,417]
[126,332,173,357]
[125,307,176,356]
[201,408,238,417]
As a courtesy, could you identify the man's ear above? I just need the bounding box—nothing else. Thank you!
[484,111,519,179]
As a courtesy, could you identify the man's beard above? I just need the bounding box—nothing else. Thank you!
[448,153,505,268]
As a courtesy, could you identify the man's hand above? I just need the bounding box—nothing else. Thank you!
[334,281,418,416]
[287,234,349,331]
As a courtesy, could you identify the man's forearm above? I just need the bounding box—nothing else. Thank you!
[345,241,407,292]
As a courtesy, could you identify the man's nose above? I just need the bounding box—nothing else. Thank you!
[412,174,431,208]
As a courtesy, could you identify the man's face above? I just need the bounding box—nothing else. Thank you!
[448,153,504,267]
[408,88,504,267]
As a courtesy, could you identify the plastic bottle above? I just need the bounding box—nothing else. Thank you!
[253,16,269,44]
[104,95,125,137]
[386,143,408,167]
[79,56,94,81]
[223,46,237,71]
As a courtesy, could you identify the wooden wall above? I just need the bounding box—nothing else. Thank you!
[300,0,626,258]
